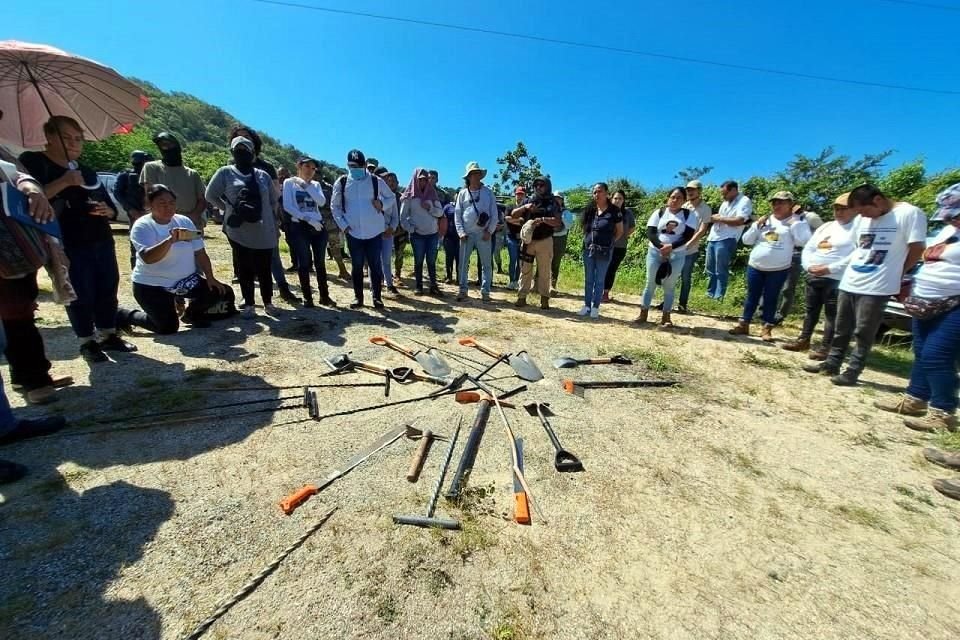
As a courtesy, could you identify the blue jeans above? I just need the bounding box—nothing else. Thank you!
[64,239,120,338]
[642,246,685,310]
[583,250,613,309]
[459,234,492,295]
[0,321,17,433]
[742,266,791,325]
[678,251,699,308]
[271,247,290,291]
[705,238,738,299]
[505,235,521,283]
[443,235,460,280]
[411,233,439,289]
[380,235,394,286]
[287,222,330,300]
[346,234,384,303]
[907,305,960,413]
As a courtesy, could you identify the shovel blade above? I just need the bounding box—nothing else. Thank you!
[415,350,452,378]
[510,351,543,382]
[555,450,584,473]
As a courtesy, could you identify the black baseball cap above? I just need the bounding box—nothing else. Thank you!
[347,149,366,166]
[297,156,318,166]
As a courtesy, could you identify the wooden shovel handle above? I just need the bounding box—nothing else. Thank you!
[406,431,433,482]
[585,358,614,364]
[458,337,501,358]
[370,336,415,358]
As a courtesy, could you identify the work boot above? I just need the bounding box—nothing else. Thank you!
[659,312,673,329]
[279,288,301,304]
[932,478,960,501]
[808,348,828,361]
[830,369,860,386]
[540,296,549,310]
[904,408,958,433]
[99,333,137,353]
[80,340,108,363]
[515,296,527,308]
[728,321,750,336]
[429,286,443,297]
[802,360,840,375]
[25,385,57,405]
[781,337,811,352]
[923,448,960,471]
[634,308,649,324]
[760,323,775,342]
[874,393,927,416]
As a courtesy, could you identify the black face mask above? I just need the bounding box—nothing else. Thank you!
[160,147,182,167]
[232,148,254,172]
[132,161,145,175]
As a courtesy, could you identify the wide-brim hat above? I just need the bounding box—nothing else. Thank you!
[769,190,794,202]
[463,161,487,179]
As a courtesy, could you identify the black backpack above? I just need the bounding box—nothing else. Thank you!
[337,174,378,213]
[226,169,263,227]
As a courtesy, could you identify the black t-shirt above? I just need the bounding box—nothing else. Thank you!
[584,205,623,249]
[520,196,561,241]
[506,201,524,239]
[19,151,114,248]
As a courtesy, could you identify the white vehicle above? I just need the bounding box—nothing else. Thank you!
[97,171,129,224]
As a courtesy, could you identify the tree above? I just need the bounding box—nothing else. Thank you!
[775,147,892,213]
[880,161,926,200]
[675,166,713,183]
[494,141,544,196]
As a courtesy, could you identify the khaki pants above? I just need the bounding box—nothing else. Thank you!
[518,237,553,298]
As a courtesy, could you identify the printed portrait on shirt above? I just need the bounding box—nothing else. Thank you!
[859,233,876,249]
[817,237,834,251]
[924,235,958,263]
[295,190,316,211]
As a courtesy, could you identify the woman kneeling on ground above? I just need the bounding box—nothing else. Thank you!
[579,182,623,319]
[636,187,694,328]
[729,191,811,341]
[117,185,230,334]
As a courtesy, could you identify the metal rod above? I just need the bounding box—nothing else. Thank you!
[427,416,462,517]
[476,353,508,380]
[95,394,304,424]
[193,382,386,392]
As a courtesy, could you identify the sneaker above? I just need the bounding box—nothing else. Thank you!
[904,409,958,433]
[319,297,337,307]
[590,308,600,319]
[241,305,256,319]
[388,286,400,295]
[540,297,550,310]
[728,322,750,336]
[676,305,689,314]
[444,277,454,285]
[781,338,811,352]
[874,394,927,416]
[99,334,137,353]
[760,324,775,342]
[0,416,68,445]
[349,299,364,309]
[515,297,528,308]
[429,286,443,297]
[481,294,492,303]
[80,340,108,363]
[373,299,385,309]
[654,302,664,311]
[578,305,591,316]
[802,361,840,375]
[26,386,58,405]
[0,460,28,484]
[279,289,302,304]
[923,448,960,471]
[932,478,960,501]
[830,369,860,386]
[264,303,282,316]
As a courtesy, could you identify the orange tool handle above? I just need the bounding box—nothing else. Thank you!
[458,337,501,358]
[406,430,433,482]
[455,391,514,408]
[513,490,531,525]
[562,380,577,394]
[279,484,319,515]
[370,336,415,358]
[586,358,612,364]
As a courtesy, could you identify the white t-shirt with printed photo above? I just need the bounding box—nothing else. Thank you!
[913,225,960,299]
[647,208,689,247]
[131,214,204,288]
[840,202,927,296]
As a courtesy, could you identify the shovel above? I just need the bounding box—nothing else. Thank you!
[552,354,632,369]
[524,403,584,472]
[458,337,543,382]
[562,379,679,397]
[370,336,451,379]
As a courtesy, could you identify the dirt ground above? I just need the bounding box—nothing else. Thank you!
[1,230,959,640]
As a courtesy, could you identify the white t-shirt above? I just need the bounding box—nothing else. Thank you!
[131,214,203,288]
[707,193,753,242]
[800,219,857,280]
[913,225,960,298]
[741,214,812,271]
[840,203,927,296]
[683,200,711,255]
[646,208,689,247]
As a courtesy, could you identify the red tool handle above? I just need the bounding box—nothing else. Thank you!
[370,336,416,358]
[279,484,318,515]
[513,490,531,525]
[458,337,502,358]
[406,430,433,482]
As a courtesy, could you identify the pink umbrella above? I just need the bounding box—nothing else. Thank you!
[0,40,149,150]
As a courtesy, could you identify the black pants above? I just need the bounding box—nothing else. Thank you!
[123,280,215,335]
[826,291,888,375]
[0,272,53,390]
[604,247,628,291]
[288,221,329,301]
[229,239,273,306]
[776,251,803,321]
[799,277,839,344]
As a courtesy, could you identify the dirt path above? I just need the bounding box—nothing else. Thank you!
[1,231,958,640]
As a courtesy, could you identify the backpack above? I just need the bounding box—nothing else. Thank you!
[204,285,238,320]
[337,174,378,214]
[0,217,47,279]
[226,169,263,227]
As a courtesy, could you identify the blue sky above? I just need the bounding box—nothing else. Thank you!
[5,0,958,190]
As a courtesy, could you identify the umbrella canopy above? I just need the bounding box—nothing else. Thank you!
[0,40,149,150]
